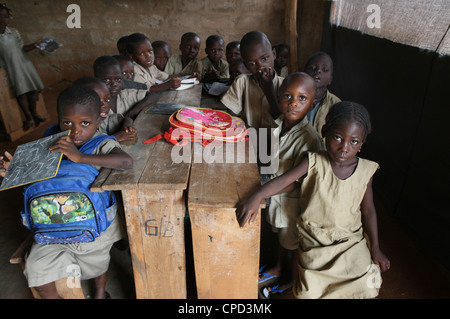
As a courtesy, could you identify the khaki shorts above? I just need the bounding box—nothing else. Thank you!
[272,224,299,251]
[24,217,122,287]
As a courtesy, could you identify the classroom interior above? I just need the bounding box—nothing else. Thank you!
[0,0,450,299]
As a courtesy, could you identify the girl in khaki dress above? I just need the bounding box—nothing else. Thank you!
[236,101,390,298]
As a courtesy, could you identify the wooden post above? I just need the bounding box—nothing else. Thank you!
[285,0,299,73]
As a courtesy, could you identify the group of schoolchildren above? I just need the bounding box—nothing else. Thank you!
[0,1,390,299]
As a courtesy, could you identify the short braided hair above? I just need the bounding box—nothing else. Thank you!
[322,101,372,141]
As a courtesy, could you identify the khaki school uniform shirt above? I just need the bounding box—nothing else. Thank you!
[133,62,170,91]
[164,54,203,76]
[267,116,324,229]
[220,73,284,130]
[311,90,341,136]
[99,88,147,134]
[201,57,229,78]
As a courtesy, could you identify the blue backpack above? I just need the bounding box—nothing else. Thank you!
[20,133,117,245]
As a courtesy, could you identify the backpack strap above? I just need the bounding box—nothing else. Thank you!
[79,134,117,155]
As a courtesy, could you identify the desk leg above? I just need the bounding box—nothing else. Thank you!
[122,189,186,299]
[189,207,261,299]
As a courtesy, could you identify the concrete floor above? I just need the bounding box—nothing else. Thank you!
[1,90,450,299]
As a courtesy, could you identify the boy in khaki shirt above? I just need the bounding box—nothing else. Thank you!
[164,32,203,78]
[221,31,284,131]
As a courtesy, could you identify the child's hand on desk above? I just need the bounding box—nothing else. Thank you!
[168,76,181,89]
[235,192,264,228]
[114,127,137,143]
[49,135,83,162]
[0,151,13,177]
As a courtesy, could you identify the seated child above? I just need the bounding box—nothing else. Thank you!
[0,86,133,299]
[304,51,341,136]
[72,76,134,143]
[116,35,129,56]
[273,43,289,77]
[236,101,390,299]
[164,32,203,78]
[201,35,229,83]
[258,72,324,297]
[228,58,250,84]
[225,41,241,65]
[221,31,285,131]
[93,55,157,141]
[126,33,180,93]
[112,55,135,81]
[152,40,170,72]
[112,55,147,91]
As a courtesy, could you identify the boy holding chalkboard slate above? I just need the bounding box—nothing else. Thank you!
[0,86,133,299]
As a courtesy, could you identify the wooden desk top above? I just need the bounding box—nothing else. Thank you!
[92,84,262,209]
[188,141,262,209]
[92,85,202,192]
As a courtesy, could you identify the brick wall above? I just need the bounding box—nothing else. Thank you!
[7,0,285,91]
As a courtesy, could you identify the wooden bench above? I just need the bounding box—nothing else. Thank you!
[9,234,85,299]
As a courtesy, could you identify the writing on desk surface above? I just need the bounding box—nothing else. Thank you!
[144,215,182,238]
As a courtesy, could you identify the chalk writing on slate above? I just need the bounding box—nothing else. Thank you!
[0,130,69,191]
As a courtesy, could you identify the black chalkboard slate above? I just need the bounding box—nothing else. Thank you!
[145,103,188,115]
[0,130,69,191]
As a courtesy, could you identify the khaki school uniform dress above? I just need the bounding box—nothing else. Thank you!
[307,90,341,136]
[98,88,147,135]
[266,116,324,250]
[133,62,170,91]
[201,57,229,79]
[293,151,381,299]
[24,134,123,287]
[220,73,284,130]
[164,54,203,76]
[0,27,44,96]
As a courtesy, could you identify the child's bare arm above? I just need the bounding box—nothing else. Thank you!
[361,177,391,272]
[126,92,160,120]
[49,136,133,170]
[150,76,181,93]
[256,67,281,119]
[236,157,308,227]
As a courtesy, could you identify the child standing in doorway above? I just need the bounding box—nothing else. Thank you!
[0,4,46,130]
[236,101,390,299]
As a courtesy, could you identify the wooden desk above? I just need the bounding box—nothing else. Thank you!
[188,141,262,299]
[92,85,201,299]
[93,85,262,299]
